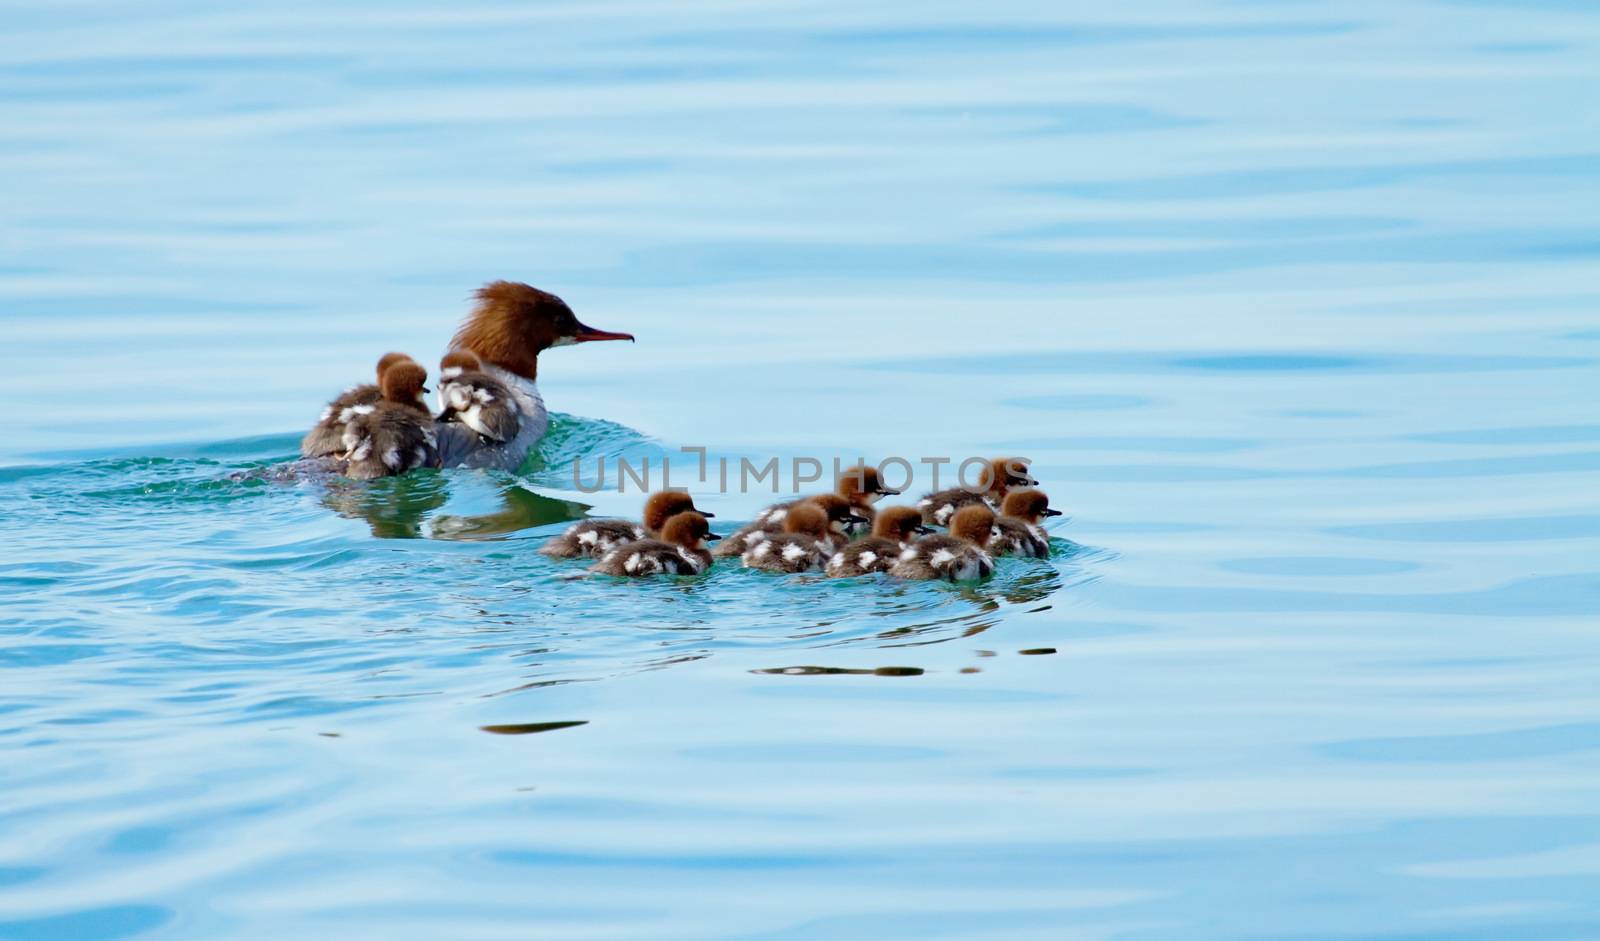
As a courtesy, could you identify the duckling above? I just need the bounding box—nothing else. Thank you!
[340,361,438,480]
[590,511,718,577]
[750,464,900,535]
[918,456,1038,527]
[434,349,520,444]
[713,493,866,558]
[300,352,415,458]
[740,503,833,573]
[541,490,712,559]
[992,489,1064,558]
[890,504,998,581]
[825,506,935,578]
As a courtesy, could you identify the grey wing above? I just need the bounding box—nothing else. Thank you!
[477,403,521,443]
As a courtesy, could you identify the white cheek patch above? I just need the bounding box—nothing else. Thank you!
[549,335,577,348]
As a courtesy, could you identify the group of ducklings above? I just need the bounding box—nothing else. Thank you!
[541,457,1062,582]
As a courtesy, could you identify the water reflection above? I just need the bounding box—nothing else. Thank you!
[320,474,588,540]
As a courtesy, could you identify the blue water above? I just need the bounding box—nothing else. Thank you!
[5,1,1600,939]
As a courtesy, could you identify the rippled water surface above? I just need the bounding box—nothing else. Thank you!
[5,1,1600,939]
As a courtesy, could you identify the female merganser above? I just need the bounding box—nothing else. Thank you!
[740,503,832,573]
[434,349,519,444]
[434,281,634,472]
[992,489,1064,558]
[713,493,865,558]
[590,511,718,577]
[918,457,1038,527]
[891,505,999,581]
[541,490,713,559]
[825,506,935,578]
[340,361,439,480]
[300,351,415,458]
[749,464,900,535]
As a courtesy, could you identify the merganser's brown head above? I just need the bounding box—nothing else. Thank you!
[782,503,831,541]
[873,505,934,542]
[375,351,414,381]
[837,464,901,506]
[983,457,1038,497]
[438,349,484,380]
[804,493,869,537]
[643,491,713,534]
[1000,489,1063,525]
[661,511,717,551]
[380,361,431,409]
[949,505,999,548]
[449,281,634,382]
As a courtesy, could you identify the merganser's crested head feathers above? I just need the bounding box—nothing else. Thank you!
[782,503,831,540]
[450,281,635,381]
[643,491,710,533]
[376,352,415,381]
[874,505,934,541]
[838,464,900,503]
[949,505,998,547]
[380,361,430,405]
[660,511,717,550]
[1001,489,1061,523]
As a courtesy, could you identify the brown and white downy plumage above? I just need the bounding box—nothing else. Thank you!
[435,281,634,471]
[301,352,414,458]
[918,456,1038,527]
[825,506,935,578]
[991,489,1063,558]
[434,349,519,444]
[891,505,999,582]
[749,464,901,536]
[714,493,866,558]
[590,511,718,577]
[542,491,713,559]
[340,361,438,480]
[740,503,834,573]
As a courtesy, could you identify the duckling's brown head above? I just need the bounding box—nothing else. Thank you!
[450,281,634,382]
[984,457,1038,496]
[782,503,831,540]
[643,491,710,534]
[873,505,933,542]
[375,352,415,382]
[438,349,483,379]
[380,361,430,407]
[837,464,900,505]
[949,505,998,547]
[805,493,868,535]
[1001,489,1060,524]
[660,511,716,550]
